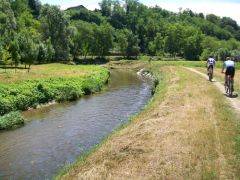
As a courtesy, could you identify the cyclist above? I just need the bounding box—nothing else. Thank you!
[207,56,216,75]
[222,57,235,90]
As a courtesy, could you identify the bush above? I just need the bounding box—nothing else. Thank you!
[0,112,25,130]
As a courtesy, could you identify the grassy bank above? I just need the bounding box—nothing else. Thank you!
[0,64,109,130]
[58,61,240,179]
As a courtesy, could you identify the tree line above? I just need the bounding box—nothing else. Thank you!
[0,0,240,71]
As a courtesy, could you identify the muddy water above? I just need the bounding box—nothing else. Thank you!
[0,70,153,179]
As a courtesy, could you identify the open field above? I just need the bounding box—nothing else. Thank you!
[0,64,109,130]
[58,61,240,179]
[0,64,108,84]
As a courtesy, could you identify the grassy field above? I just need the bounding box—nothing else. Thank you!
[0,64,109,130]
[0,64,108,84]
[57,61,240,179]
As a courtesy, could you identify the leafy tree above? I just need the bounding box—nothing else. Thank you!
[18,31,39,70]
[0,45,12,71]
[28,0,41,17]
[9,39,21,70]
[99,0,113,17]
[148,33,164,56]
[183,28,203,60]
[45,38,55,62]
[216,48,231,61]
[126,31,140,58]
[0,0,17,44]
[164,24,184,57]
[92,23,114,58]
[40,5,70,61]
[110,1,126,29]
[116,29,128,56]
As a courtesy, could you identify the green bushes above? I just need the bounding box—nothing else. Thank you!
[0,112,25,130]
[0,68,109,116]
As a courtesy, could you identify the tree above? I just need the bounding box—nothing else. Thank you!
[183,28,203,60]
[116,29,140,58]
[164,24,184,57]
[216,48,231,61]
[40,5,70,61]
[126,31,140,58]
[18,31,39,71]
[45,38,55,62]
[116,29,128,56]
[9,39,21,71]
[28,0,41,17]
[99,0,113,17]
[110,1,126,29]
[92,23,114,58]
[148,33,164,56]
[0,45,12,71]
[0,0,17,44]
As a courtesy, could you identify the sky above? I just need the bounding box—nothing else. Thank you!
[40,0,240,24]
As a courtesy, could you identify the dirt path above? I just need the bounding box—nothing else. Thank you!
[186,67,240,114]
[59,66,239,179]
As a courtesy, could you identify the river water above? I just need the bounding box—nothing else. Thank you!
[0,70,153,179]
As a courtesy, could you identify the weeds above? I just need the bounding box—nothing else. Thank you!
[0,112,25,130]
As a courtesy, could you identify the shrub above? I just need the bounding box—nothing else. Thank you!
[0,112,25,130]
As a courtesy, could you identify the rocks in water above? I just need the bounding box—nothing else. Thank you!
[137,68,155,80]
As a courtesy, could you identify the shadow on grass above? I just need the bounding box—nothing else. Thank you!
[224,93,238,98]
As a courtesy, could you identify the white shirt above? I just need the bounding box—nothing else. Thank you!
[223,60,235,68]
[207,58,216,66]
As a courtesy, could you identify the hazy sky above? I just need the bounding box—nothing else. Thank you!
[40,0,240,24]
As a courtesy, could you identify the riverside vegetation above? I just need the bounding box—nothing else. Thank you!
[0,64,109,130]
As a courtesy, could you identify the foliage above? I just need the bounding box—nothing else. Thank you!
[0,0,240,63]
[0,111,25,130]
[40,4,70,61]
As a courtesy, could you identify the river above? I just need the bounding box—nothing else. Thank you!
[0,70,153,179]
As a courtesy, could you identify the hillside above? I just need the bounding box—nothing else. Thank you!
[66,0,240,60]
[0,0,240,68]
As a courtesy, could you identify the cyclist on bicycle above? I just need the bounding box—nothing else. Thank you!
[222,57,235,90]
[207,56,216,75]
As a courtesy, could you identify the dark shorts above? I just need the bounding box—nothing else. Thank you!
[226,66,235,78]
[208,65,214,70]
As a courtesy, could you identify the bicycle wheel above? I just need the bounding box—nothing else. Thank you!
[208,68,213,81]
[229,80,233,97]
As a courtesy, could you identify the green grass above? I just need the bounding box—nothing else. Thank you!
[0,112,25,130]
[0,64,110,129]
[138,56,240,69]
[0,63,108,84]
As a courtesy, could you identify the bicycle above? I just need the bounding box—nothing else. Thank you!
[208,66,213,82]
[225,75,234,97]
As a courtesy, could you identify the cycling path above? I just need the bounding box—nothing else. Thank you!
[186,67,240,114]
